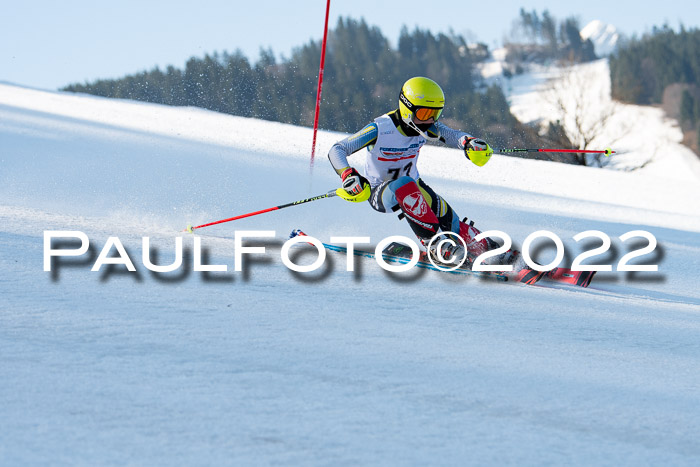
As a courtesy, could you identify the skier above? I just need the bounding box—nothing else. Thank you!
[328,76,508,266]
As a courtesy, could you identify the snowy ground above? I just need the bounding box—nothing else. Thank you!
[1,82,700,465]
[486,57,700,180]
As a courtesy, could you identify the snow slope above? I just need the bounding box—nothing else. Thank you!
[503,59,700,181]
[1,82,700,465]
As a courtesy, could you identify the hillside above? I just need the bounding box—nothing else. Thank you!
[1,82,700,465]
[488,58,700,178]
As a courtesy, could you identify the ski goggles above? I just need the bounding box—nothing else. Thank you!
[413,106,443,121]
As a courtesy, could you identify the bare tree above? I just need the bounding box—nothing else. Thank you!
[544,62,625,167]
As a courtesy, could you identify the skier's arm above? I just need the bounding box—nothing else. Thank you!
[432,121,493,167]
[328,123,379,175]
[431,122,473,149]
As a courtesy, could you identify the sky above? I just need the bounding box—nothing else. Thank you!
[1,0,697,90]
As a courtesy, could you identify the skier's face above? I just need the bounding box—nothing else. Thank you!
[412,113,436,132]
[411,106,442,131]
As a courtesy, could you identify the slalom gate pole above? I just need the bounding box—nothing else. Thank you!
[309,0,331,170]
[495,147,615,156]
[184,190,338,233]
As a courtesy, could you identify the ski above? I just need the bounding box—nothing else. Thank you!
[372,236,554,285]
[290,229,514,283]
[376,239,511,281]
[546,267,596,288]
[289,229,594,287]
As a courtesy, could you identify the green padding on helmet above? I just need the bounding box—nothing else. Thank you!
[336,184,371,203]
[467,145,494,167]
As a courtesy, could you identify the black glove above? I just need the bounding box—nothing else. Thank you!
[341,167,370,196]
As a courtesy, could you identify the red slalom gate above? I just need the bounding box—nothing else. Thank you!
[309,0,331,169]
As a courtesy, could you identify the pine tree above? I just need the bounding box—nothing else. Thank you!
[60,16,558,160]
[681,89,696,125]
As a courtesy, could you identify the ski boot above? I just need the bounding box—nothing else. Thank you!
[421,232,468,268]
[458,218,519,267]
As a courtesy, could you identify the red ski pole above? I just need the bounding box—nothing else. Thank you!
[309,0,332,170]
[495,147,615,155]
[184,190,338,233]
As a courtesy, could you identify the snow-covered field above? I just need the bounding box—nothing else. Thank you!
[505,59,700,180]
[1,81,700,465]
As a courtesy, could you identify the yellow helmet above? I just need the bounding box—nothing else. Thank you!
[398,77,444,128]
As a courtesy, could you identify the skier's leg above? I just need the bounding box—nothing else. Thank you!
[390,177,471,262]
[378,177,440,241]
[416,179,460,233]
[416,179,517,264]
[368,179,399,213]
[370,177,471,263]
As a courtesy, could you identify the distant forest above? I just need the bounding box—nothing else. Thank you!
[610,26,700,152]
[63,17,586,162]
[503,8,596,67]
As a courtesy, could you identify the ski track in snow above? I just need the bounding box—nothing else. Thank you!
[1,80,700,465]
